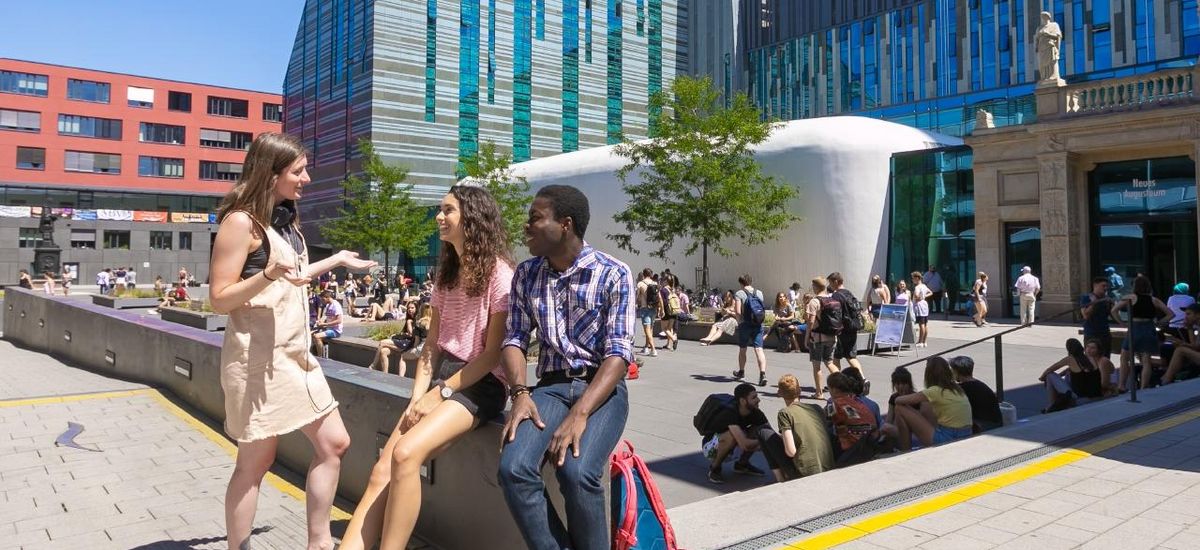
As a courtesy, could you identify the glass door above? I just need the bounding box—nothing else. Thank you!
[1004,223,1042,318]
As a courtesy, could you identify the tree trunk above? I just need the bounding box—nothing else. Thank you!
[383,248,391,283]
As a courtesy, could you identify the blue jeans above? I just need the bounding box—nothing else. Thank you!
[498,378,629,550]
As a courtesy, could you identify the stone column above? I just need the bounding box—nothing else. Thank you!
[1037,151,1081,318]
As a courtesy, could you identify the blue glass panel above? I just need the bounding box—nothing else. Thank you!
[997,0,1010,86]
[826,29,834,115]
[488,0,496,103]
[904,7,914,101]
[970,0,981,90]
[864,18,878,108]
[1072,0,1084,74]
[1186,0,1200,56]
[916,4,926,99]
[892,10,904,104]
[425,0,437,122]
[1133,0,1156,63]
[607,0,623,143]
[1015,0,1025,82]
[637,0,644,36]
[981,0,995,89]
[585,0,593,63]
[458,0,480,175]
[514,0,533,160]
[839,25,850,112]
[563,0,579,151]
[648,0,662,135]
[850,21,862,111]
[536,0,545,40]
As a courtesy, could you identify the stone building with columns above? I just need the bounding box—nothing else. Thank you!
[967,63,1200,318]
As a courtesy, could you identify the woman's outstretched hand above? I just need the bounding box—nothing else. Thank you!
[338,250,377,271]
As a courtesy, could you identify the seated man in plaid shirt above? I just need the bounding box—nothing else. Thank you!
[498,184,635,550]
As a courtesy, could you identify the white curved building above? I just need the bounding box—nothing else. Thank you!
[510,116,962,297]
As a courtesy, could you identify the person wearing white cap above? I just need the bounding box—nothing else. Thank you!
[1015,266,1042,325]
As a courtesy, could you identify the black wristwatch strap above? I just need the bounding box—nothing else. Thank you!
[507,384,530,398]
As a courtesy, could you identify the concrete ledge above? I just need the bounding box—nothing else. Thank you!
[91,294,161,309]
[1,287,554,549]
[158,306,227,331]
[668,378,1200,549]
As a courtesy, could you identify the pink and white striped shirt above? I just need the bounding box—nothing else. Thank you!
[431,259,514,384]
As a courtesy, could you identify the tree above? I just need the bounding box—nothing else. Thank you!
[320,140,436,281]
[459,140,533,248]
[610,75,799,290]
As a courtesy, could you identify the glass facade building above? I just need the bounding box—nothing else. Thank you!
[744,0,1200,137]
[283,0,689,240]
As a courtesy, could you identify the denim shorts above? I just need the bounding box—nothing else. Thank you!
[315,329,341,339]
[637,307,657,326]
[932,424,973,445]
[736,324,764,348]
[1122,321,1159,355]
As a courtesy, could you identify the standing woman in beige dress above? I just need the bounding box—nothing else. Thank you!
[209,132,375,550]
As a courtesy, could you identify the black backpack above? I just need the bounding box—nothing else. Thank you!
[644,282,661,308]
[693,393,735,437]
[834,289,865,332]
[742,288,766,326]
[814,296,844,335]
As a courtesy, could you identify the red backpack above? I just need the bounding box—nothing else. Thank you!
[610,441,680,550]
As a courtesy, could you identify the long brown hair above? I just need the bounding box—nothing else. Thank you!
[924,356,963,395]
[436,185,512,297]
[217,132,308,227]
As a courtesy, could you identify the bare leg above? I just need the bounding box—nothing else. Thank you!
[737,347,748,375]
[1118,350,1132,391]
[894,405,936,449]
[811,362,824,395]
[1163,347,1200,384]
[642,323,655,351]
[226,437,278,550]
[379,402,477,550]
[702,324,722,343]
[754,347,767,376]
[297,410,351,550]
[1138,352,1155,389]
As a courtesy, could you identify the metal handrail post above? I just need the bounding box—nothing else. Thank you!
[994,334,1004,402]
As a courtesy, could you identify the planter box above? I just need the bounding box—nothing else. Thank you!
[856,331,875,353]
[159,307,227,331]
[91,294,161,309]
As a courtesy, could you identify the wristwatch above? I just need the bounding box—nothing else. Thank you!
[434,379,454,399]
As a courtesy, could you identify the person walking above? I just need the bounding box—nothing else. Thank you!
[208,132,375,550]
[922,266,944,315]
[96,268,111,296]
[805,277,840,398]
[971,272,990,327]
[342,186,514,550]
[59,267,72,296]
[827,272,866,373]
[732,274,769,387]
[498,185,633,550]
[41,271,56,295]
[635,268,660,357]
[1015,266,1041,325]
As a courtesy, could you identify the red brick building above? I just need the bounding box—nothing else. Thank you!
[0,58,282,284]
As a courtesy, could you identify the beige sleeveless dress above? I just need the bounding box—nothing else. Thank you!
[220,215,338,442]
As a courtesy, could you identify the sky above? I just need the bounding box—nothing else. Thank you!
[0,0,305,93]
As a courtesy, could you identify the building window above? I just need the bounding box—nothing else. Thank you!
[70,229,96,249]
[16,147,45,170]
[150,231,173,250]
[67,79,111,103]
[18,228,42,249]
[207,96,249,118]
[127,86,155,108]
[263,103,283,122]
[0,109,40,132]
[58,115,122,140]
[200,160,243,181]
[178,231,192,250]
[138,156,184,178]
[168,91,192,112]
[199,129,252,150]
[65,151,121,175]
[139,122,185,145]
[0,71,49,97]
[103,230,131,250]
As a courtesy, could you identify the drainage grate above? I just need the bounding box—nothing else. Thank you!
[720,396,1200,549]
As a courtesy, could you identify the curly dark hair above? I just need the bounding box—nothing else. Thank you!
[436,185,513,297]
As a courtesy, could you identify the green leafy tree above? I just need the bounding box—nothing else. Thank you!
[459,140,533,247]
[610,75,799,290]
[321,140,436,280]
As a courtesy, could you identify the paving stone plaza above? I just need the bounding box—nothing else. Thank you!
[4,290,1200,549]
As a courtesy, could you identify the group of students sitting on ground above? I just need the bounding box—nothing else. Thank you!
[697,356,1002,484]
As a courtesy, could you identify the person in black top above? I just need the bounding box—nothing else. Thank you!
[949,356,1002,431]
[704,383,792,484]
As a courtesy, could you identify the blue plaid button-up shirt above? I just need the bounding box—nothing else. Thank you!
[503,244,636,377]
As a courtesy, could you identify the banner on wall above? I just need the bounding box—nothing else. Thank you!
[97,209,134,221]
[133,211,168,222]
[170,212,210,223]
[0,206,31,218]
[74,210,97,220]
[51,208,74,219]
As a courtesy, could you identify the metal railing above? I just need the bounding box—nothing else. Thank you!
[895,308,1077,402]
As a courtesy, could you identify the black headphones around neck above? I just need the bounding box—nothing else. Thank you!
[271,200,296,229]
